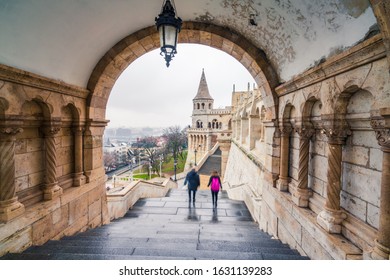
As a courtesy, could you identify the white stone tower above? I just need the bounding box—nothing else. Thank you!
[186,69,232,169]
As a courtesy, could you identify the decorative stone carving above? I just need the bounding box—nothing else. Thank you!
[289,124,315,207]
[277,125,292,191]
[370,114,390,259]
[371,118,390,152]
[0,126,25,222]
[317,119,350,233]
[72,126,86,187]
[41,124,63,200]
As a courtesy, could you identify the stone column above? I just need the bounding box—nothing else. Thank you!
[241,117,248,144]
[371,110,390,260]
[317,126,350,233]
[277,125,292,191]
[41,125,63,200]
[73,126,86,186]
[291,126,315,207]
[0,127,25,222]
[249,114,260,149]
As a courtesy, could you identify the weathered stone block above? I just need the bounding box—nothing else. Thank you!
[351,130,380,149]
[342,163,381,206]
[15,139,27,154]
[15,151,44,177]
[15,175,28,192]
[301,228,332,259]
[340,191,367,223]
[69,194,89,225]
[369,148,383,171]
[311,138,326,156]
[28,171,44,188]
[32,215,52,245]
[309,154,328,182]
[308,175,325,197]
[62,163,73,176]
[0,227,32,256]
[89,198,102,221]
[367,204,379,229]
[342,145,369,166]
[89,213,102,229]
[26,138,43,152]
[277,221,299,250]
[61,135,73,147]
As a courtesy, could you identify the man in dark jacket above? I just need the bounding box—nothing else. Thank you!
[184,168,200,206]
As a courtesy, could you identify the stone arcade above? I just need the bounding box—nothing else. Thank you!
[0,1,389,260]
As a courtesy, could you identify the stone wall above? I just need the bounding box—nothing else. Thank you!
[224,34,390,259]
[0,65,109,256]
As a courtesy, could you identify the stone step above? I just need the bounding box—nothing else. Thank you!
[0,189,309,260]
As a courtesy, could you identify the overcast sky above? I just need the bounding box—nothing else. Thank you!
[106,43,256,129]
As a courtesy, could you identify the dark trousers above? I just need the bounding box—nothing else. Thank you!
[188,189,196,202]
[211,190,219,207]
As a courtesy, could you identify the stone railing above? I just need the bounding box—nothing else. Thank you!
[194,142,220,171]
[106,177,176,221]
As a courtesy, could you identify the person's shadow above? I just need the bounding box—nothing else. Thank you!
[187,206,199,221]
[211,208,219,223]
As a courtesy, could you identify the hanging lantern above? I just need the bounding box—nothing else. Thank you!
[155,0,182,67]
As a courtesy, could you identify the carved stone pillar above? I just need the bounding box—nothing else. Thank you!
[291,126,315,207]
[41,125,63,200]
[317,125,350,233]
[277,125,292,191]
[0,127,25,222]
[73,126,86,187]
[371,111,390,260]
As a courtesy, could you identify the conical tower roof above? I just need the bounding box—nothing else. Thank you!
[193,69,213,100]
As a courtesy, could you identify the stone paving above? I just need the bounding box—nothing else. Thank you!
[1,189,309,260]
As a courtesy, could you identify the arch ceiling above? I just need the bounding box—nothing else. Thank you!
[0,0,377,87]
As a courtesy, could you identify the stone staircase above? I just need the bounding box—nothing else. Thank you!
[1,189,309,260]
[198,147,221,175]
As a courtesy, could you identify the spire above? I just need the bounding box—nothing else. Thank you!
[193,68,213,100]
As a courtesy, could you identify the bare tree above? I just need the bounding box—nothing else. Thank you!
[162,125,187,160]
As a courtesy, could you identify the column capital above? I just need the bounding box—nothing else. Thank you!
[41,123,61,136]
[320,119,351,144]
[72,125,86,135]
[294,125,315,140]
[371,118,390,152]
[0,127,23,140]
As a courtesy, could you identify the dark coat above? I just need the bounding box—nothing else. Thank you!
[184,169,200,191]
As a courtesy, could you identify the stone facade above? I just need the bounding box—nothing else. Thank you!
[224,34,390,259]
[0,65,109,256]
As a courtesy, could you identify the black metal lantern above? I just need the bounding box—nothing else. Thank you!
[155,0,182,67]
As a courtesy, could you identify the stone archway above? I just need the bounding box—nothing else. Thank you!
[86,22,279,122]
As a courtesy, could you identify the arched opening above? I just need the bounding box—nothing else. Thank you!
[341,89,378,228]
[87,22,279,123]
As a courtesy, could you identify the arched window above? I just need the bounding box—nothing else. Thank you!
[197,103,200,110]
[202,103,205,109]
[212,119,218,129]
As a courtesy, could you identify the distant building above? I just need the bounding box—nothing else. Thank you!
[186,69,232,168]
